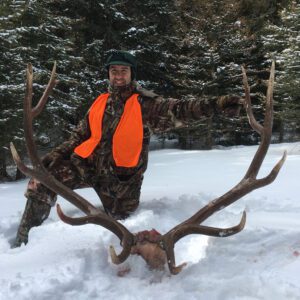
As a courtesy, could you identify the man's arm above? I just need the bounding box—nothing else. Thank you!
[42,116,90,168]
[141,93,243,133]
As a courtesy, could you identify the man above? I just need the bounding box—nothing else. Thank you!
[14,50,242,247]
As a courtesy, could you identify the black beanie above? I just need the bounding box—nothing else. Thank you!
[105,50,137,80]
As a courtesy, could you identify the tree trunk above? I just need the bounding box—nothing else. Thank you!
[0,149,10,181]
[205,118,213,150]
[15,167,26,180]
[278,116,284,143]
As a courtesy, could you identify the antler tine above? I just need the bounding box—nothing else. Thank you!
[162,234,187,275]
[160,61,286,275]
[265,60,275,127]
[23,63,57,168]
[161,211,247,274]
[10,142,32,176]
[173,210,247,242]
[244,60,275,179]
[11,63,136,265]
[25,63,33,109]
[23,63,40,167]
[57,204,135,264]
[20,62,59,173]
[12,63,97,214]
[255,149,287,187]
[32,61,58,118]
[241,65,263,135]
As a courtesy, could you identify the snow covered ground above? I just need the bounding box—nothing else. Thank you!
[0,142,300,300]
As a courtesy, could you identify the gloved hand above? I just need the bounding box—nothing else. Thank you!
[217,95,244,117]
[42,151,62,170]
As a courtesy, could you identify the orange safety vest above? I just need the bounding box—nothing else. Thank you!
[74,93,143,168]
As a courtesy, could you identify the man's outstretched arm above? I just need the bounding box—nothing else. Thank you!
[141,93,243,132]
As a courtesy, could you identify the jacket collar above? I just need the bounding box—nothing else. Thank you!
[108,81,136,103]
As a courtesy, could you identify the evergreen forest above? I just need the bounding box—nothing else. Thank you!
[0,0,299,181]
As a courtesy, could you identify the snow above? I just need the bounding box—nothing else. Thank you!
[127,27,137,34]
[1,142,300,300]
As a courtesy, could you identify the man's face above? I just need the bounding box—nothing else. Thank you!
[109,65,131,87]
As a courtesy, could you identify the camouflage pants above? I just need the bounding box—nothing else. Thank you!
[14,158,143,246]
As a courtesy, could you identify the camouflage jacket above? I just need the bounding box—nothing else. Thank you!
[46,82,223,181]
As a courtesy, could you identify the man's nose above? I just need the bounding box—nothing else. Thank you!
[115,72,123,78]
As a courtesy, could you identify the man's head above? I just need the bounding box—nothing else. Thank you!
[108,65,132,87]
[105,50,137,87]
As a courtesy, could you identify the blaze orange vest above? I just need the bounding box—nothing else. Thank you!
[74,93,143,168]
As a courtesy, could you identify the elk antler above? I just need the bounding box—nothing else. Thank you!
[158,61,287,274]
[10,63,136,264]
[11,61,286,275]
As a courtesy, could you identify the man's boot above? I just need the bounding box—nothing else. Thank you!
[13,198,51,247]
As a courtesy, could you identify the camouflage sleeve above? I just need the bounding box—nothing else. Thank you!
[142,95,220,133]
[44,115,90,160]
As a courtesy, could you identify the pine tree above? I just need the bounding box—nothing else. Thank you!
[0,0,297,181]
[259,0,300,142]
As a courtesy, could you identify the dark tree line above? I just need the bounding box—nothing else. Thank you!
[0,0,299,181]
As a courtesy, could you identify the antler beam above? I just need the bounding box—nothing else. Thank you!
[11,61,286,275]
[160,61,286,274]
[10,63,135,264]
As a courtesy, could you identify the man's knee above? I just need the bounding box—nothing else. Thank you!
[119,197,140,214]
[96,175,143,218]
[25,178,57,206]
[106,197,140,220]
[24,198,52,225]
[99,189,140,219]
[14,197,52,247]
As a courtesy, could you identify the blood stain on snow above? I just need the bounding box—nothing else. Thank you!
[292,250,299,257]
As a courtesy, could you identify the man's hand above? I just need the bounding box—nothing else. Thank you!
[42,151,61,170]
[217,95,244,117]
